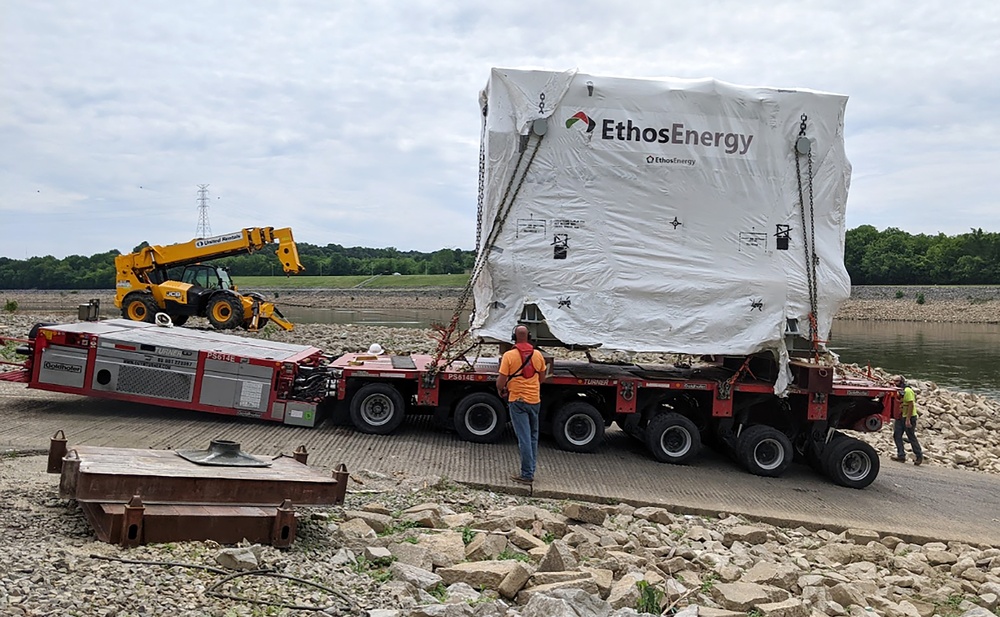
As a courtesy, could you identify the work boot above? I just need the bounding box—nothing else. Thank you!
[914,456,923,466]
[891,455,906,463]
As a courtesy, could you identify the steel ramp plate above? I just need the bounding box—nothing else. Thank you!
[81,501,297,547]
[60,446,347,505]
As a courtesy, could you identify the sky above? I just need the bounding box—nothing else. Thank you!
[1,1,999,260]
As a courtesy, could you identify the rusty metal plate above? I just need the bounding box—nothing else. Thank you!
[59,445,348,506]
[81,498,297,547]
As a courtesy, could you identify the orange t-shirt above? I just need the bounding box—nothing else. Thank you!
[499,347,546,404]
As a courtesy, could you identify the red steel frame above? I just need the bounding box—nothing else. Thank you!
[20,327,324,422]
[331,353,899,422]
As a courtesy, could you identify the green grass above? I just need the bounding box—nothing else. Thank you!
[235,273,469,290]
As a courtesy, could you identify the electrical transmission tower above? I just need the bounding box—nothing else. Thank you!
[196,184,212,238]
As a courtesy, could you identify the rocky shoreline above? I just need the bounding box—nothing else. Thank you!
[2,303,1000,616]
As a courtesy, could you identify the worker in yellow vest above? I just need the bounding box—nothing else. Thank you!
[891,375,924,466]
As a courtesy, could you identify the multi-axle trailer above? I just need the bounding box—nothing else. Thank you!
[2,319,898,489]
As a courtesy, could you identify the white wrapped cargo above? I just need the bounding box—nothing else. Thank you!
[471,68,852,393]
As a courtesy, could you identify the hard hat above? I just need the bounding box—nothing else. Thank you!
[367,343,385,355]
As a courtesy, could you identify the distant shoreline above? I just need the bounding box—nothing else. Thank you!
[1,286,998,324]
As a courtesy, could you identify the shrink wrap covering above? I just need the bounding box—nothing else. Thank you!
[472,68,852,392]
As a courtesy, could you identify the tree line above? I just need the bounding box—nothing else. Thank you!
[1,227,999,289]
[0,244,476,289]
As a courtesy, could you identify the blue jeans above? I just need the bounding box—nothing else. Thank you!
[509,400,539,480]
[893,417,923,460]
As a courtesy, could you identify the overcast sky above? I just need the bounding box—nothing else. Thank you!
[2,1,998,259]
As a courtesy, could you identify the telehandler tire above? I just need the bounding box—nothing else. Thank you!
[122,293,158,323]
[206,295,244,330]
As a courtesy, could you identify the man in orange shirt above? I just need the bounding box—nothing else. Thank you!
[496,325,547,484]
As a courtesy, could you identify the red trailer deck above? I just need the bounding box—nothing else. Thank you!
[329,350,898,488]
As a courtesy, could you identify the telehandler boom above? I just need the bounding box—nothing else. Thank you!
[114,227,304,331]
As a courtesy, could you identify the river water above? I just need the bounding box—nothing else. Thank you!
[283,307,1000,399]
[830,321,1000,399]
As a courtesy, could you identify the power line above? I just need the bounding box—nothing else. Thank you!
[196,184,212,238]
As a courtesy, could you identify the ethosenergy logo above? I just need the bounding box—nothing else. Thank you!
[565,111,596,133]
[566,112,754,155]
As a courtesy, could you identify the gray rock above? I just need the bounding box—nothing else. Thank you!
[215,547,258,571]
[437,561,522,589]
[420,531,468,567]
[344,509,393,533]
[520,587,610,617]
[465,532,508,561]
[444,582,481,604]
[722,525,768,547]
[755,597,808,617]
[828,582,866,609]
[498,562,533,599]
[632,507,674,525]
[329,547,356,566]
[958,609,996,617]
[389,541,433,571]
[564,503,609,526]
[407,604,475,617]
[606,572,643,610]
[339,517,377,538]
[364,546,393,562]
[538,540,578,572]
[390,562,442,591]
[710,582,780,611]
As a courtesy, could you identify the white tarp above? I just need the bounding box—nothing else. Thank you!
[471,68,852,392]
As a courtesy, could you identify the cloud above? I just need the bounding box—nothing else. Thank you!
[1,0,998,258]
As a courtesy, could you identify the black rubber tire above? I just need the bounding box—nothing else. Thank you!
[804,431,846,471]
[206,294,244,330]
[453,392,508,443]
[170,315,189,327]
[240,317,270,330]
[121,292,158,323]
[552,401,605,453]
[823,436,880,489]
[739,425,794,478]
[645,412,701,464]
[349,382,406,435]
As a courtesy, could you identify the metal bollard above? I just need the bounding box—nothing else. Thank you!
[48,430,67,474]
[120,495,145,547]
[59,450,80,498]
[271,499,296,548]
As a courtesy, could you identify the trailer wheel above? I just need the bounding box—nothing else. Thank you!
[122,293,157,323]
[453,392,507,443]
[804,431,846,471]
[553,401,605,453]
[206,295,244,330]
[645,413,701,464]
[350,383,406,435]
[823,437,880,489]
[739,425,793,477]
